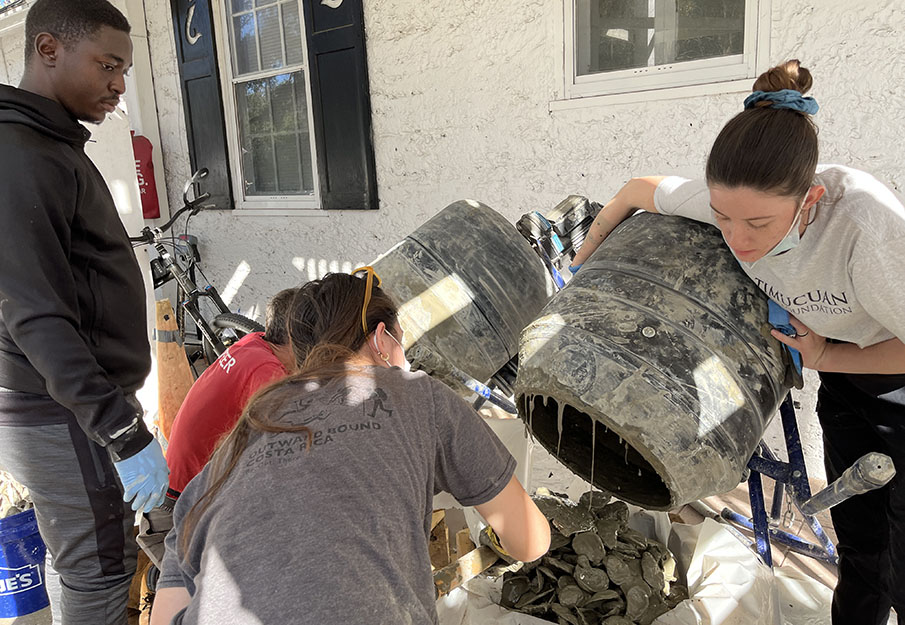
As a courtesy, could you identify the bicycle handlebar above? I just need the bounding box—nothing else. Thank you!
[183,168,209,207]
[129,170,211,244]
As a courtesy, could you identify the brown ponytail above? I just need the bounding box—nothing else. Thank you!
[179,273,400,554]
[706,60,818,199]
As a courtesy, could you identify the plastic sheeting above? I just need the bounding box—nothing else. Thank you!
[658,519,781,625]
[436,517,834,625]
[431,419,833,625]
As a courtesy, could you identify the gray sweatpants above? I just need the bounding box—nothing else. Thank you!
[0,388,136,625]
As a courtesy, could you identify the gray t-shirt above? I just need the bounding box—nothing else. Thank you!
[654,165,905,348]
[158,366,516,625]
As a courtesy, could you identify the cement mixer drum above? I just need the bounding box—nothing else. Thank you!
[371,199,553,390]
[516,214,789,510]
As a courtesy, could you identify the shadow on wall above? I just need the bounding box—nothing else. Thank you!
[291,257,370,283]
[215,257,371,322]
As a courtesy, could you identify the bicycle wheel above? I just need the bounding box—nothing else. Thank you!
[202,313,265,364]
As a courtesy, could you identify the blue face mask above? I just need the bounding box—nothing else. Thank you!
[735,197,806,266]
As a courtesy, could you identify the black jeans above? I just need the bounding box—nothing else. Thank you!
[817,371,905,625]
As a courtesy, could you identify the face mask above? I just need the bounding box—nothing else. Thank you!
[374,332,412,372]
[387,332,412,372]
[735,197,806,266]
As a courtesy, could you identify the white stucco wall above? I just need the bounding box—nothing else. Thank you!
[141,0,905,482]
[0,7,27,83]
[144,0,905,290]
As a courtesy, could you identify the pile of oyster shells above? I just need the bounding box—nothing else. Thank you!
[497,491,687,625]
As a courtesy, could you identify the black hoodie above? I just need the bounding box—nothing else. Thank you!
[0,84,152,459]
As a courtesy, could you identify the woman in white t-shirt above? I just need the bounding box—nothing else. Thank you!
[571,60,905,625]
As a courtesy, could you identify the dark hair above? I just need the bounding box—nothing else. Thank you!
[706,60,818,199]
[285,272,400,367]
[180,273,399,553]
[25,0,131,62]
[262,287,298,346]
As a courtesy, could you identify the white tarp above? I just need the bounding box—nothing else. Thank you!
[436,517,833,625]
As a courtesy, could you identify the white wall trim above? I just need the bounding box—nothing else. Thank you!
[123,0,171,220]
[560,0,771,101]
[552,0,567,101]
[549,78,754,111]
[229,209,330,217]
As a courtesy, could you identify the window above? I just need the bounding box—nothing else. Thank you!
[565,0,770,99]
[217,0,319,209]
[175,0,376,211]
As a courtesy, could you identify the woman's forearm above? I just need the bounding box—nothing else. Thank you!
[818,338,905,374]
[571,176,665,267]
[150,586,191,625]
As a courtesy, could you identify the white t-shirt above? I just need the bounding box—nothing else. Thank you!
[653,165,905,348]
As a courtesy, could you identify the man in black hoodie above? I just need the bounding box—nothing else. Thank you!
[0,1,168,622]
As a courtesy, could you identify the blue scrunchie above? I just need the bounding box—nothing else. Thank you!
[744,89,819,115]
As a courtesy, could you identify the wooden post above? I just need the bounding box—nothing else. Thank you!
[127,549,153,624]
[155,299,195,442]
[429,513,451,570]
[455,528,476,557]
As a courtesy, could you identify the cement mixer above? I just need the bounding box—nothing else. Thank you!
[515,213,790,510]
[365,199,894,540]
[368,199,553,398]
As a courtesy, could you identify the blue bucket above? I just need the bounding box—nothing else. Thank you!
[0,510,49,618]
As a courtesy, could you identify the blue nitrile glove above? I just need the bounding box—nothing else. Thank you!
[767,300,802,375]
[568,263,582,275]
[113,440,169,514]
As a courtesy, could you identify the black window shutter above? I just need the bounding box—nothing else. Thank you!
[170,0,233,209]
[301,0,378,210]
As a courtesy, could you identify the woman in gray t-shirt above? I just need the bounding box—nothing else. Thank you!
[571,60,905,625]
[150,271,551,625]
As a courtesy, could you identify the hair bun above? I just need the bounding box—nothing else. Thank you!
[753,59,813,95]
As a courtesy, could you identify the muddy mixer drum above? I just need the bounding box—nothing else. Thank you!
[369,200,790,511]
[516,213,789,510]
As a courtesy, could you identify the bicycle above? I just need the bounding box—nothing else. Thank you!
[129,169,263,372]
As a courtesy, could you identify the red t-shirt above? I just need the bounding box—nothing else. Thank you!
[166,332,287,496]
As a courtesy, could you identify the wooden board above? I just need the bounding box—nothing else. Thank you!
[434,545,499,597]
[455,528,476,556]
[429,517,451,570]
[155,299,195,442]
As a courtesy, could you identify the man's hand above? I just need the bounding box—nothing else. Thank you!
[113,439,169,514]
